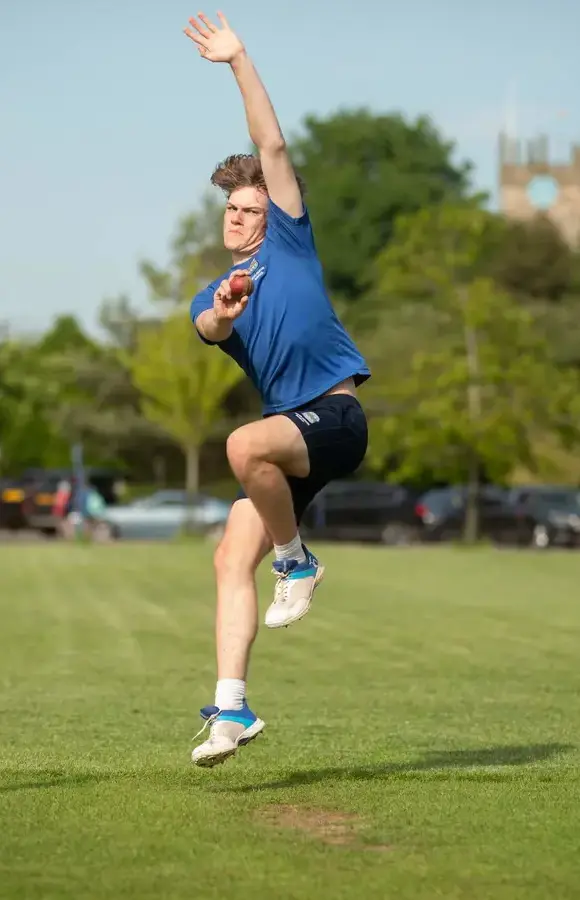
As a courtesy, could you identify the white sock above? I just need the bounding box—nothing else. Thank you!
[274,534,306,563]
[215,678,245,711]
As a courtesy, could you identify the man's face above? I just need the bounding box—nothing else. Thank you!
[223,186,268,257]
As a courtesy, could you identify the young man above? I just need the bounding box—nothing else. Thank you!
[185,11,370,767]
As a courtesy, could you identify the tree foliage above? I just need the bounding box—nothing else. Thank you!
[140,194,230,306]
[127,309,245,491]
[490,215,575,302]
[288,109,476,301]
[368,205,580,538]
[2,107,580,500]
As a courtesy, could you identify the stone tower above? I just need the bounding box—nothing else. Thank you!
[498,132,580,247]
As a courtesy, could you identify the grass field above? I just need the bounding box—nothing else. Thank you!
[1,542,580,900]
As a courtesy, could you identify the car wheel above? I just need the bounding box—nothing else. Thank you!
[531,524,550,549]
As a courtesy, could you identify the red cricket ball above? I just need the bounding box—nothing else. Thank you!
[229,274,254,298]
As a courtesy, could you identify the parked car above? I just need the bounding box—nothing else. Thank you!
[415,484,580,547]
[0,476,29,530]
[301,480,424,545]
[506,486,580,548]
[0,468,54,531]
[22,468,126,535]
[415,485,537,545]
[97,490,231,541]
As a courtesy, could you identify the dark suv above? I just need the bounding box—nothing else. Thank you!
[415,484,580,547]
[415,485,536,545]
[0,469,47,530]
[301,480,424,545]
[506,486,580,548]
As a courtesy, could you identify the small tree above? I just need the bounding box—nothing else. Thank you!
[368,205,580,542]
[140,194,230,307]
[127,308,244,493]
[491,214,574,303]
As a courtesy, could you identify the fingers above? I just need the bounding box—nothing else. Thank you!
[183,26,208,48]
[188,15,210,38]
[214,294,249,321]
[214,279,232,303]
[217,11,230,29]
[198,12,217,32]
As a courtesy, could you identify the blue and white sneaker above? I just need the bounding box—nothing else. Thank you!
[265,545,325,629]
[191,703,265,768]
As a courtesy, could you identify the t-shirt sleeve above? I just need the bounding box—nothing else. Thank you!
[265,199,316,256]
[190,285,218,345]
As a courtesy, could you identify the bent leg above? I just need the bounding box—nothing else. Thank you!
[226,416,308,547]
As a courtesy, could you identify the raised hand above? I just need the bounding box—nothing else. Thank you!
[183,11,244,63]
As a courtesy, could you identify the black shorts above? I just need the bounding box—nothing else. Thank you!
[235,393,368,523]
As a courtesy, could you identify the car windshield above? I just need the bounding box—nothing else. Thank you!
[421,489,463,513]
[532,492,580,513]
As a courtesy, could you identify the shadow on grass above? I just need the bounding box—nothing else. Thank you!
[2,743,574,794]
[228,743,576,792]
[0,769,116,793]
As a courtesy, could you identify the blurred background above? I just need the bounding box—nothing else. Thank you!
[2,0,580,549]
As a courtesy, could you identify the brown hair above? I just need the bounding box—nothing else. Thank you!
[210,153,305,198]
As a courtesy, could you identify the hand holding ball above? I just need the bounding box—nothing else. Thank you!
[229,273,254,299]
[213,271,253,323]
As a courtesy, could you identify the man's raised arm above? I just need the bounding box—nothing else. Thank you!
[184,11,303,218]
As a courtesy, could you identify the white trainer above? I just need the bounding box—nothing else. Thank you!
[191,704,265,768]
[265,545,325,629]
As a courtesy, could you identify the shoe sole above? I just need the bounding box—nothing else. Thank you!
[266,565,325,629]
[192,718,266,769]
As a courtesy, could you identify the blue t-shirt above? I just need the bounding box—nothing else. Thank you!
[190,199,370,415]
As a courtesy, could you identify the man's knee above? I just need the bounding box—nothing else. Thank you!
[226,426,261,479]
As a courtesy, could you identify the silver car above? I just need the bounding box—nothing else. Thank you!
[98,490,231,541]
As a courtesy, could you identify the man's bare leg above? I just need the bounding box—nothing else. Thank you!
[192,498,271,767]
[214,498,271,682]
[226,416,309,548]
[226,416,324,629]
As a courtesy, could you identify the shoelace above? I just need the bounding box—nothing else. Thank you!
[273,568,292,604]
[192,710,220,743]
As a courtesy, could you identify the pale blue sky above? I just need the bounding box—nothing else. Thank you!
[1,0,578,335]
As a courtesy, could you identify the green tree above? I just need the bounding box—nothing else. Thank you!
[37,314,96,356]
[368,205,580,542]
[127,308,245,492]
[140,194,230,306]
[490,215,574,302]
[288,109,476,302]
[0,340,69,473]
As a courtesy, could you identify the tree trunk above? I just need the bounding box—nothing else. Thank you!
[464,313,481,544]
[464,451,479,544]
[183,443,200,535]
[185,444,199,493]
